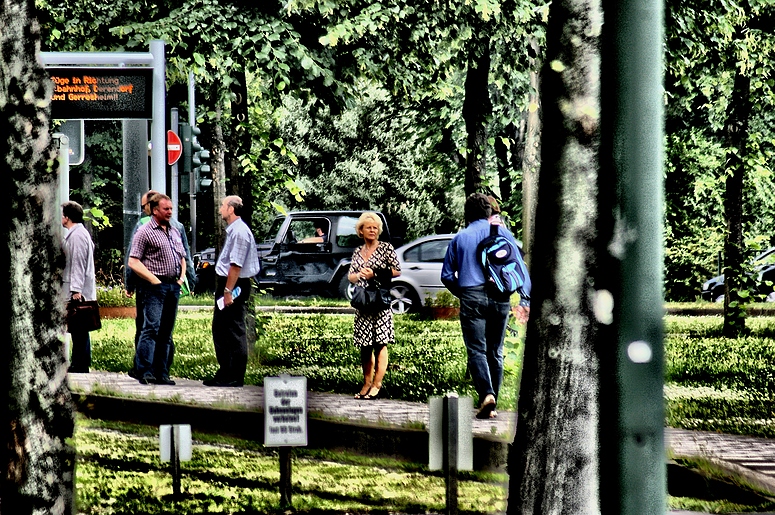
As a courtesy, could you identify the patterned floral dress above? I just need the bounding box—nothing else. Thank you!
[349,241,401,348]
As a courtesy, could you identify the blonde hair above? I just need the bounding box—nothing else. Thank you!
[355,212,383,238]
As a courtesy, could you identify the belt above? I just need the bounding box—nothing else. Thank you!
[155,275,179,284]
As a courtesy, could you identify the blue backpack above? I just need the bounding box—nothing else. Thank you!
[477,224,527,300]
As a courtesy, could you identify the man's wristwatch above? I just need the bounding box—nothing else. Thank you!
[224,287,232,294]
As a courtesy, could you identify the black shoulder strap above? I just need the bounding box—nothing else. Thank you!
[490,223,498,238]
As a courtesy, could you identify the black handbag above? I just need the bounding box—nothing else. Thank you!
[66,299,102,333]
[350,281,392,314]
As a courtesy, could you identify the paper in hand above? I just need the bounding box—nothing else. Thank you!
[216,286,241,310]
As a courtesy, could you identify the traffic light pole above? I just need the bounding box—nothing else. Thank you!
[188,72,197,252]
[150,40,166,194]
[170,108,180,220]
[599,0,665,512]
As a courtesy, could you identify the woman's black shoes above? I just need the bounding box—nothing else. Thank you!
[363,386,381,400]
[354,385,371,399]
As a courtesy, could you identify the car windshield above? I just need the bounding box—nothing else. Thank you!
[262,217,285,244]
[753,248,775,270]
[336,216,361,248]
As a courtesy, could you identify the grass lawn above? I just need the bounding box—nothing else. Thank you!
[83,305,775,513]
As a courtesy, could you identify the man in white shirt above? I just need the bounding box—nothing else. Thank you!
[203,195,260,387]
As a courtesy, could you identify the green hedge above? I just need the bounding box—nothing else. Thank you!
[91,311,775,436]
[91,312,524,408]
[665,315,775,437]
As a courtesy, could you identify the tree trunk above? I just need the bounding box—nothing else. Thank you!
[212,98,227,251]
[462,34,492,197]
[521,66,541,268]
[507,0,602,512]
[1,1,76,512]
[722,67,751,338]
[227,69,254,224]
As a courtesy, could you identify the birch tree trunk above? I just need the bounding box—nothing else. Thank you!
[507,0,603,512]
[1,1,76,513]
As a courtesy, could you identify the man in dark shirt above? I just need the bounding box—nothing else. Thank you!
[128,194,186,385]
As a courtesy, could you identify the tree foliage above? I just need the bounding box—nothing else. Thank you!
[270,85,463,240]
[664,0,775,309]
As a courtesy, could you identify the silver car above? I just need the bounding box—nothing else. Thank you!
[389,234,455,313]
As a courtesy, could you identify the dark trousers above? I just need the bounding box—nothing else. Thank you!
[459,286,510,405]
[69,330,91,372]
[212,276,252,384]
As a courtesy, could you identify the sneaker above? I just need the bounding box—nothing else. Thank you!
[476,394,496,419]
[138,374,156,385]
[489,410,498,419]
[154,376,176,386]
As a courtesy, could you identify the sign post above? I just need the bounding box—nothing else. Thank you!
[264,375,308,509]
[429,393,473,515]
[160,424,192,499]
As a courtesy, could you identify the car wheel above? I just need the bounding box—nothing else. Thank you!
[338,273,355,300]
[390,283,419,314]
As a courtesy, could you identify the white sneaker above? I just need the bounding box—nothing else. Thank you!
[476,394,496,419]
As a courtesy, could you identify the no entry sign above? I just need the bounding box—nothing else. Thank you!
[167,130,182,166]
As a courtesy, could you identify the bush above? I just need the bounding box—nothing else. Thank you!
[90,311,527,409]
[96,285,135,307]
[90,310,775,436]
[665,315,775,437]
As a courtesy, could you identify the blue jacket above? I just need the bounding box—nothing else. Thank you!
[441,219,531,306]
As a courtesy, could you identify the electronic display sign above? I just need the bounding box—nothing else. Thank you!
[48,67,153,119]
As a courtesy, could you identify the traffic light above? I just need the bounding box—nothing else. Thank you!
[194,147,211,193]
[180,123,212,194]
[179,123,193,194]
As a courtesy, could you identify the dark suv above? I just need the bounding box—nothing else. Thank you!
[256,211,394,298]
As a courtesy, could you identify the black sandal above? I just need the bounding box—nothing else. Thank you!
[354,386,371,399]
[363,385,382,400]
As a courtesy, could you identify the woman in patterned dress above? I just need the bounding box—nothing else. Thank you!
[348,212,401,400]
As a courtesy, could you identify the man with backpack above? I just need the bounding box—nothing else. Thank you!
[441,193,532,419]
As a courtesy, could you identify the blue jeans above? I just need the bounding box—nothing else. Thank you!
[134,281,180,379]
[459,286,511,405]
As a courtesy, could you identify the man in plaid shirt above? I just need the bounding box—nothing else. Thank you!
[128,193,186,385]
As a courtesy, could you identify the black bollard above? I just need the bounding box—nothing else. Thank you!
[443,393,459,515]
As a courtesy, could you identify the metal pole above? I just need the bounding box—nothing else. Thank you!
[53,134,70,229]
[279,447,292,509]
[600,0,665,512]
[122,120,149,269]
[171,425,181,498]
[150,40,166,194]
[171,108,179,219]
[188,71,197,252]
[443,393,458,515]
